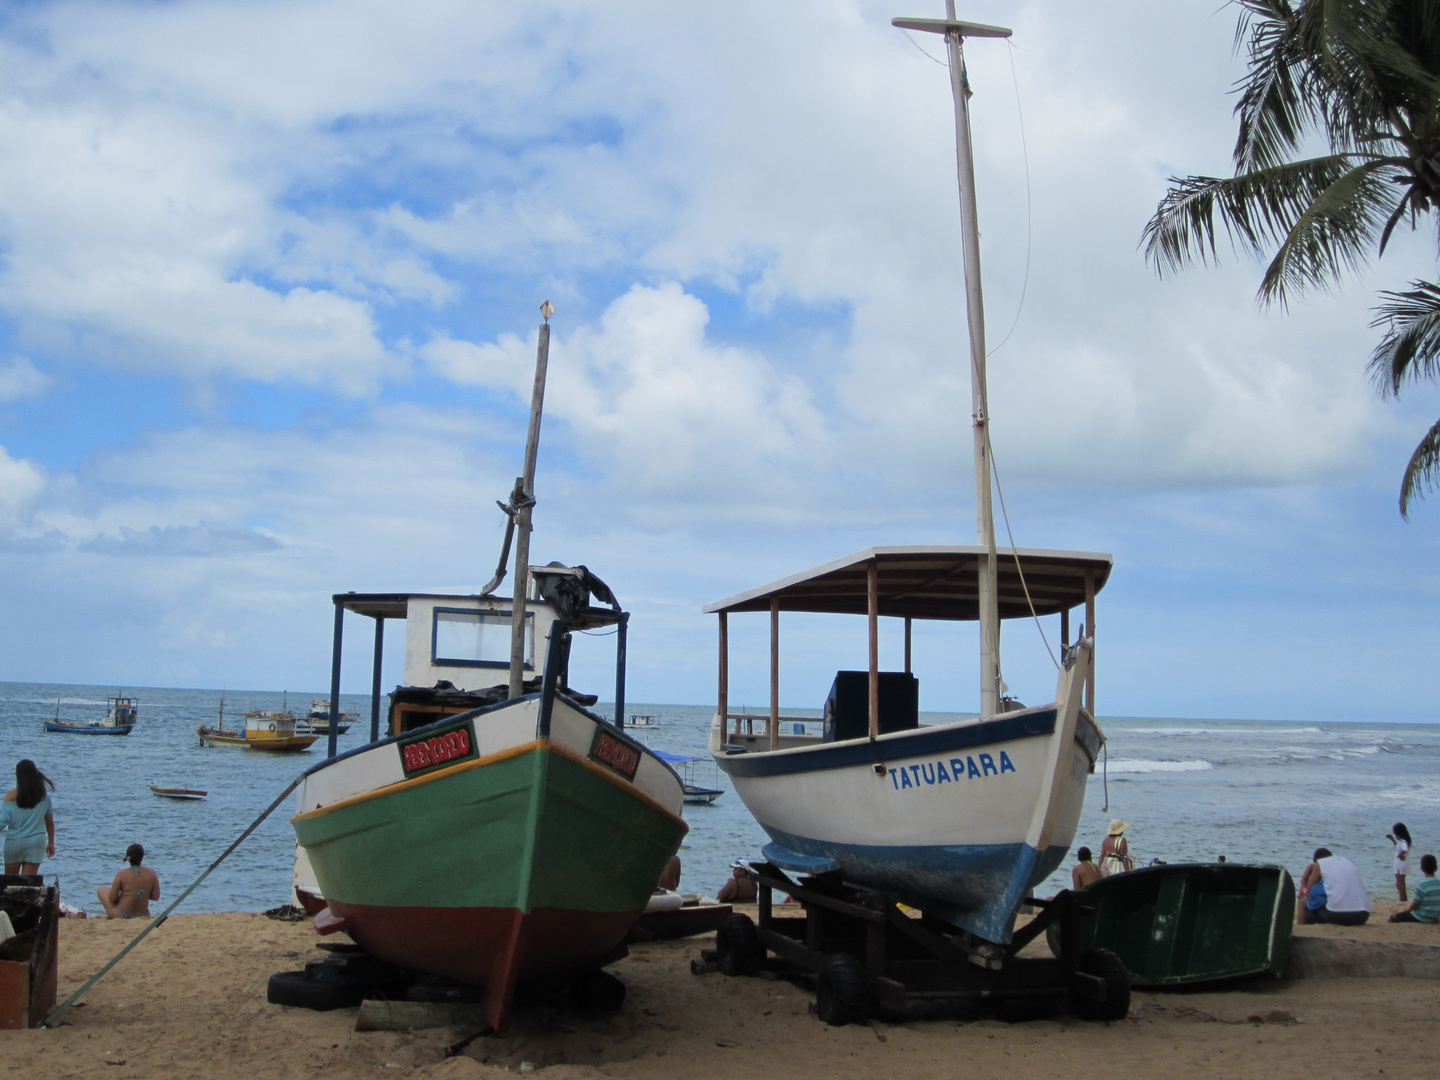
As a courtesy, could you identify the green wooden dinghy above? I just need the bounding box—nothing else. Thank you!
[1057,862,1295,986]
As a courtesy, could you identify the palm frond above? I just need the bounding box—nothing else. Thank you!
[1233,0,1313,171]
[1257,155,1406,302]
[1144,154,1376,278]
[1370,280,1440,395]
[1398,415,1440,518]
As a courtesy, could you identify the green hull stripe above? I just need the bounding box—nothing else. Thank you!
[295,744,686,914]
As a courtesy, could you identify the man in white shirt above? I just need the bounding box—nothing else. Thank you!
[1298,847,1372,926]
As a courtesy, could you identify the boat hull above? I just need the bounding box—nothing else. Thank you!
[292,695,686,1031]
[1064,862,1295,986]
[43,721,133,735]
[713,644,1099,944]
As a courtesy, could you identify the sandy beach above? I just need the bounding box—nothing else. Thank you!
[3,899,1439,1080]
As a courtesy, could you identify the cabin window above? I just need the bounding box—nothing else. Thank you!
[431,608,533,670]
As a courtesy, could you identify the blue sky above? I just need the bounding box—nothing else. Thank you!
[0,0,1435,722]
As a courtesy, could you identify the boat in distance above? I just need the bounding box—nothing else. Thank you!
[149,785,207,800]
[299,699,355,735]
[43,696,137,736]
[1056,862,1295,986]
[197,709,318,752]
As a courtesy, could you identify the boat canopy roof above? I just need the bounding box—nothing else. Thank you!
[651,749,700,765]
[333,590,622,631]
[703,545,1112,622]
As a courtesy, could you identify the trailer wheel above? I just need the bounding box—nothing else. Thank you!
[1071,948,1130,1021]
[815,953,873,1026]
[716,913,762,976]
[267,970,366,1011]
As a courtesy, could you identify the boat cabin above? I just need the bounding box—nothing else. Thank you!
[104,698,136,726]
[244,711,301,741]
[704,545,1112,751]
[316,565,630,755]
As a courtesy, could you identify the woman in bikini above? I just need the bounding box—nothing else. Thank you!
[98,844,160,918]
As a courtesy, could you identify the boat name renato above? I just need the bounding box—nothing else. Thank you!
[887,751,1016,790]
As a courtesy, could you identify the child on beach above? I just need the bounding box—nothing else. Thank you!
[1072,847,1101,890]
[1,759,56,875]
[1388,854,1440,923]
[1389,824,1413,902]
[98,844,160,919]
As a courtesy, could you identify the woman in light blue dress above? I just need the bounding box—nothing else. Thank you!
[2,759,56,875]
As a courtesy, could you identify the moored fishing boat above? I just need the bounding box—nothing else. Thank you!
[149,785,207,800]
[289,304,687,1032]
[43,696,136,736]
[707,9,1111,952]
[197,710,318,752]
[299,699,355,736]
[1057,862,1295,986]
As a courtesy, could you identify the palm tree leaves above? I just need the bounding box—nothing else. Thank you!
[1143,154,1405,303]
[1150,0,1440,514]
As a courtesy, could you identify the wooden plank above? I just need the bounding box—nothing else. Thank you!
[769,598,780,751]
[718,611,729,743]
[868,560,879,738]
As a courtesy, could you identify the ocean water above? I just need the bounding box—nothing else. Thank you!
[3,681,1434,915]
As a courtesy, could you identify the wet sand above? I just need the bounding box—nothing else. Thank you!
[3,900,1440,1079]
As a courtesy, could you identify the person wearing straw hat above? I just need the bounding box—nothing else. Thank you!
[1098,819,1135,877]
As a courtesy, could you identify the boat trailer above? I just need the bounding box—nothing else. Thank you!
[698,862,1129,1025]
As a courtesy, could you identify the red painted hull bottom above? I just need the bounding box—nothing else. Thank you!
[321,899,642,1031]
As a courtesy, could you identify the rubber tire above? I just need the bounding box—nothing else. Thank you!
[716,913,762,977]
[1070,948,1130,1022]
[814,953,873,1027]
[579,969,627,1012]
[267,970,367,1011]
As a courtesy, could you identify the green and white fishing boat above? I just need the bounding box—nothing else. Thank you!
[290,305,687,1032]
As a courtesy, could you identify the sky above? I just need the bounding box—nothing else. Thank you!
[0,0,1435,723]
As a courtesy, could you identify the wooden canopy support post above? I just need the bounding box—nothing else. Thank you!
[327,599,345,760]
[904,616,912,676]
[769,598,781,751]
[868,560,879,738]
[1060,608,1069,652]
[1084,571,1096,714]
[718,612,729,744]
[369,616,385,743]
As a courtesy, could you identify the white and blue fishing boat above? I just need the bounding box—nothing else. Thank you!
[44,696,137,735]
[707,10,1112,948]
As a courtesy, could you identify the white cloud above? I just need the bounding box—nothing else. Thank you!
[0,445,45,530]
[0,356,50,401]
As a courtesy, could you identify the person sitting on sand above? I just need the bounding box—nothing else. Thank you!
[1389,854,1440,923]
[658,854,681,891]
[1298,847,1371,926]
[1098,820,1134,877]
[1072,847,1101,890]
[97,844,160,919]
[717,861,757,903]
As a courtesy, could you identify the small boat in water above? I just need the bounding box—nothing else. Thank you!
[43,696,136,736]
[149,785,207,800]
[198,707,318,752]
[299,699,355,736]
[652,750,724,805]
[1057,862,1295,986]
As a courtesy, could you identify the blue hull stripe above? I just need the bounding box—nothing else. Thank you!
[716,708,1057,779]
[761,824,1070,943]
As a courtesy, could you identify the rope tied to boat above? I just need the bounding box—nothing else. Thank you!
[41,773,305,1028]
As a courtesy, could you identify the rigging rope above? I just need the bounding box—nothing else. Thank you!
[988,434,1061,672]
[42,773,306,1028]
